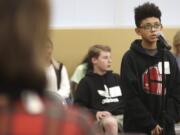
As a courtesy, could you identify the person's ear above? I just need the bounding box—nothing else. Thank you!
[91,57,97,65]
[135,28,141,36]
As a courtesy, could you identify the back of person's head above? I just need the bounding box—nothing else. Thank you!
[0,0,49,100]
[134,2,161,27]
[173,30,180,55]
[87,44,111,70]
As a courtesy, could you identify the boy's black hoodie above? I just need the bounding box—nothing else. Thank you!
[120,39,180,134]
[74,71,124,116]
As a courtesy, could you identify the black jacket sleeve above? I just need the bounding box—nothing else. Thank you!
[74,79,98,116]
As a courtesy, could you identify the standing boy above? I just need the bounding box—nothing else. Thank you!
[120,2,180,135]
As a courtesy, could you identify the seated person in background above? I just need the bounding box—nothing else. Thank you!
[71,55,89,97]
[45,38,71,104]
[173,30,180,70]
[0,0,94,135]
[74,45,124,135]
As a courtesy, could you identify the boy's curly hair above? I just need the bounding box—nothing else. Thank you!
[134,2,161,27]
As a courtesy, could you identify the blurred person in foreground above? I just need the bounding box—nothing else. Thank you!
[0,0,94,135]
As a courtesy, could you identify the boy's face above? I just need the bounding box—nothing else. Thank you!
[92,51,112,74]
[135,17,162,43]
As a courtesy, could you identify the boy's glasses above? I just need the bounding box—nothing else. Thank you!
[139,23,162,31]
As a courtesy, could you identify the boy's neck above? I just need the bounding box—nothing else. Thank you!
[93,68,107,76]
[141,40,157,49]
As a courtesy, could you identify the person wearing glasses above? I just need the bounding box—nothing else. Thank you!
[120,2,180,135]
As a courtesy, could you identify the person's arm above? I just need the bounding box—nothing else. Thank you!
[74,79,98,116]
[112,73,124,115]
[71,64,86,84]
[120,53,156,131]
[56,65,70,99]
[70,81,78,98]
[70,64,86,97]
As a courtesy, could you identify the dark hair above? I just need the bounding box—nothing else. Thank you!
[134,2,161,27]
[81,55,88,64]
[87,44,111,71]
[0,0,49,100]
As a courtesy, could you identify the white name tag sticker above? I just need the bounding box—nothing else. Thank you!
[109,86,122,97]
[158,61,170,74]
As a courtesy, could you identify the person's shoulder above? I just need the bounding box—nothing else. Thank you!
[112,73,120,78]
[121,49,135,63]
[123,39,142,57]
[51,58,64,69]
[105,71,120,80]
[79,74,90,83]
[165,50,177,61]
[123,47,135,56]
[110,72,120,82]
[72,63,87,76]
[76,63,88,70]
[165,49,175,56]
[78,72,96,85]
[73,63,88,76]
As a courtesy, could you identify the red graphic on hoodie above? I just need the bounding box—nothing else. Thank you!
[142,66,165,95]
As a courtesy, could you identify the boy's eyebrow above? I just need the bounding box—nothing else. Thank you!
[142,22,161,25]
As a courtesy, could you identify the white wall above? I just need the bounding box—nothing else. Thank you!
[50,0,180,28]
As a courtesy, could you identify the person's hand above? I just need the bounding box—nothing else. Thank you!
[151,124,163,135]
[96,111,111,121]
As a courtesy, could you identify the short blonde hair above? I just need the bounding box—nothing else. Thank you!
[87,44,111,70]
[88,44,111,59]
